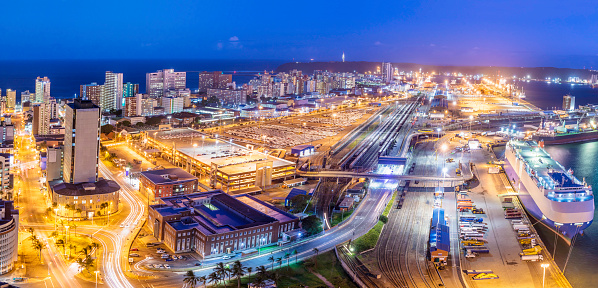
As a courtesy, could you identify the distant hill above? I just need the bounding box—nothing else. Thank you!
[276,61,593,80]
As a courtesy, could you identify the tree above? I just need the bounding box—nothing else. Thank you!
[268,256,275,270]
[31,239,44,261]
[119,120,131,127]
[135,121,145,127]
[56,239,65,255]
[183,271,199,288]
[276,258,282,269]
[379,215,388,224]
[293,249,298,263]
[101,124,114,134]
[247,267,253,284]
[284,253,291,269]
[145,117,162,126]
[91,242,100,268]
[312,248,320,269]
[289,194,311,212]
[199,276,207,288]
[50,231,58,238]
[214,262,228,288]
[207,272,220,286]
[301,215,323,236]
[232,260,246,288]
[76,208,82,219]
[270,271,282,288]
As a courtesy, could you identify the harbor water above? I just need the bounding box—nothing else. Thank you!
[509,80,598,287]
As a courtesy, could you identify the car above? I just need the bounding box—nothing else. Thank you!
[156,249,165,253]
[119,224,125,228]
[161,254,169,259]
[165,258,173,261]
[222,255,231,260]
[194,262,202,266]
[130,248,138,251]
[130,253,140,257]
[164,264,171,269]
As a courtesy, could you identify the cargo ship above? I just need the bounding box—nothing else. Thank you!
[504,140,594,240]
[531,130,598,145]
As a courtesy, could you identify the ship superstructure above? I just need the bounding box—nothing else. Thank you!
[504,140,594,238]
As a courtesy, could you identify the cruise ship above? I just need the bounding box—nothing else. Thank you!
[504,140,594,240]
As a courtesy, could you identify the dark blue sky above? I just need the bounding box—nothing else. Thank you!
[2,0,597,68]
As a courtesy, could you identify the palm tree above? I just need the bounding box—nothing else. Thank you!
[256,265,268,280]
[232,260,246,288]
[276,258,282,269]
[247,267,253,284]
[207,272,220,287]
[91,242,100,267]
[183,271,199,288]
[270,271,281,287]
[56,239,65,255]
[268,256,275,270]
[199,276,207,288]
[312,247,320,269]
[214,262,228,288]
[50,231,58,238]
[293,249,298,263]
[284,253,291,269]
[225,267,232,284]
[32,239,43,261]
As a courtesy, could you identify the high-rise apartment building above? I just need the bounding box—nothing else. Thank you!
[80,82,103,106]
[381,62,393,84]
[101,71,123,111]
[207,88,247,107]
[563,95,576,112]
[198,71,232,91]
[5,89,16,109]
[35,76,51,103]
[33,104,50,135]
[20,90,32,104]
[0,200,18,275]
[146,69,186,98]
[63,100,100,184]
[161,97,184,114]
[123,82,139,99]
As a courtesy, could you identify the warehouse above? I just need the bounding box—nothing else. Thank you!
[144,128,296,193]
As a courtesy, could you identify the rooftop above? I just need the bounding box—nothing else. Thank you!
[153,190,296,235]
[51,178,120,196]
[140,168,197,185]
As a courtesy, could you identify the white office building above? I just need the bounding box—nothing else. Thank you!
[63,100,100,184]
[101,71,123,112]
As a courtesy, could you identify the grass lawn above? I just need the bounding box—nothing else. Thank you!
[352,220,384,254]
[207,251,357,288]
[330,209,354,227]
[350,189,396,254]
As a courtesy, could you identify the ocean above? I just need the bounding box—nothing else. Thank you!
[511,80,598,287]
[0,59,285,101]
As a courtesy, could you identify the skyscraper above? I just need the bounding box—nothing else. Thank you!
[198,71,232,91]
[20,90,32,104]
[563,95,576,112]
[101,71,123,111]
[63,100,100,184]
[5,89,15,109]
[33,104,50,135]
[80,83,103,106]
[123,82,139,99]
[145,69,186,98]
[381,62,393,84]
[35,76,51,103]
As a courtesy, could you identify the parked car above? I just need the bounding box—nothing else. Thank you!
[130,248,138,251]
[164,264,171,269]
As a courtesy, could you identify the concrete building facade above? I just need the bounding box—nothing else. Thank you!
[0,200,19,275]
[63,100,100,184]
[35,76,51,103]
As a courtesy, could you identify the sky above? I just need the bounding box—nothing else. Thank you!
[1,0,598,68]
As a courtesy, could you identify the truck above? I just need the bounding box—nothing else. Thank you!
[513,224,528,231]
[467,247,490,254]
[472,208,485,214]
[520,246,542,256]
[465,270,493,275]
[488,166,500,174]
[521,254,543,262]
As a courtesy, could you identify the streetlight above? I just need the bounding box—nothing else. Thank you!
[95,270,99,288]
[53,208,59,230]
[541,263,549,288]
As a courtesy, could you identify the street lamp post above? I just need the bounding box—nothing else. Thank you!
[53,208,58,230]
[541,263,549,288]
[95,270,99,288]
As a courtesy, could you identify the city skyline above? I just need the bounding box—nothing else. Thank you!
[0,1,596,68]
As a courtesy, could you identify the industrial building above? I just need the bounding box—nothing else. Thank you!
[148,190,299,257]
[144,128,296,193]
[139,168,198,203]
[429,208,450,264]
